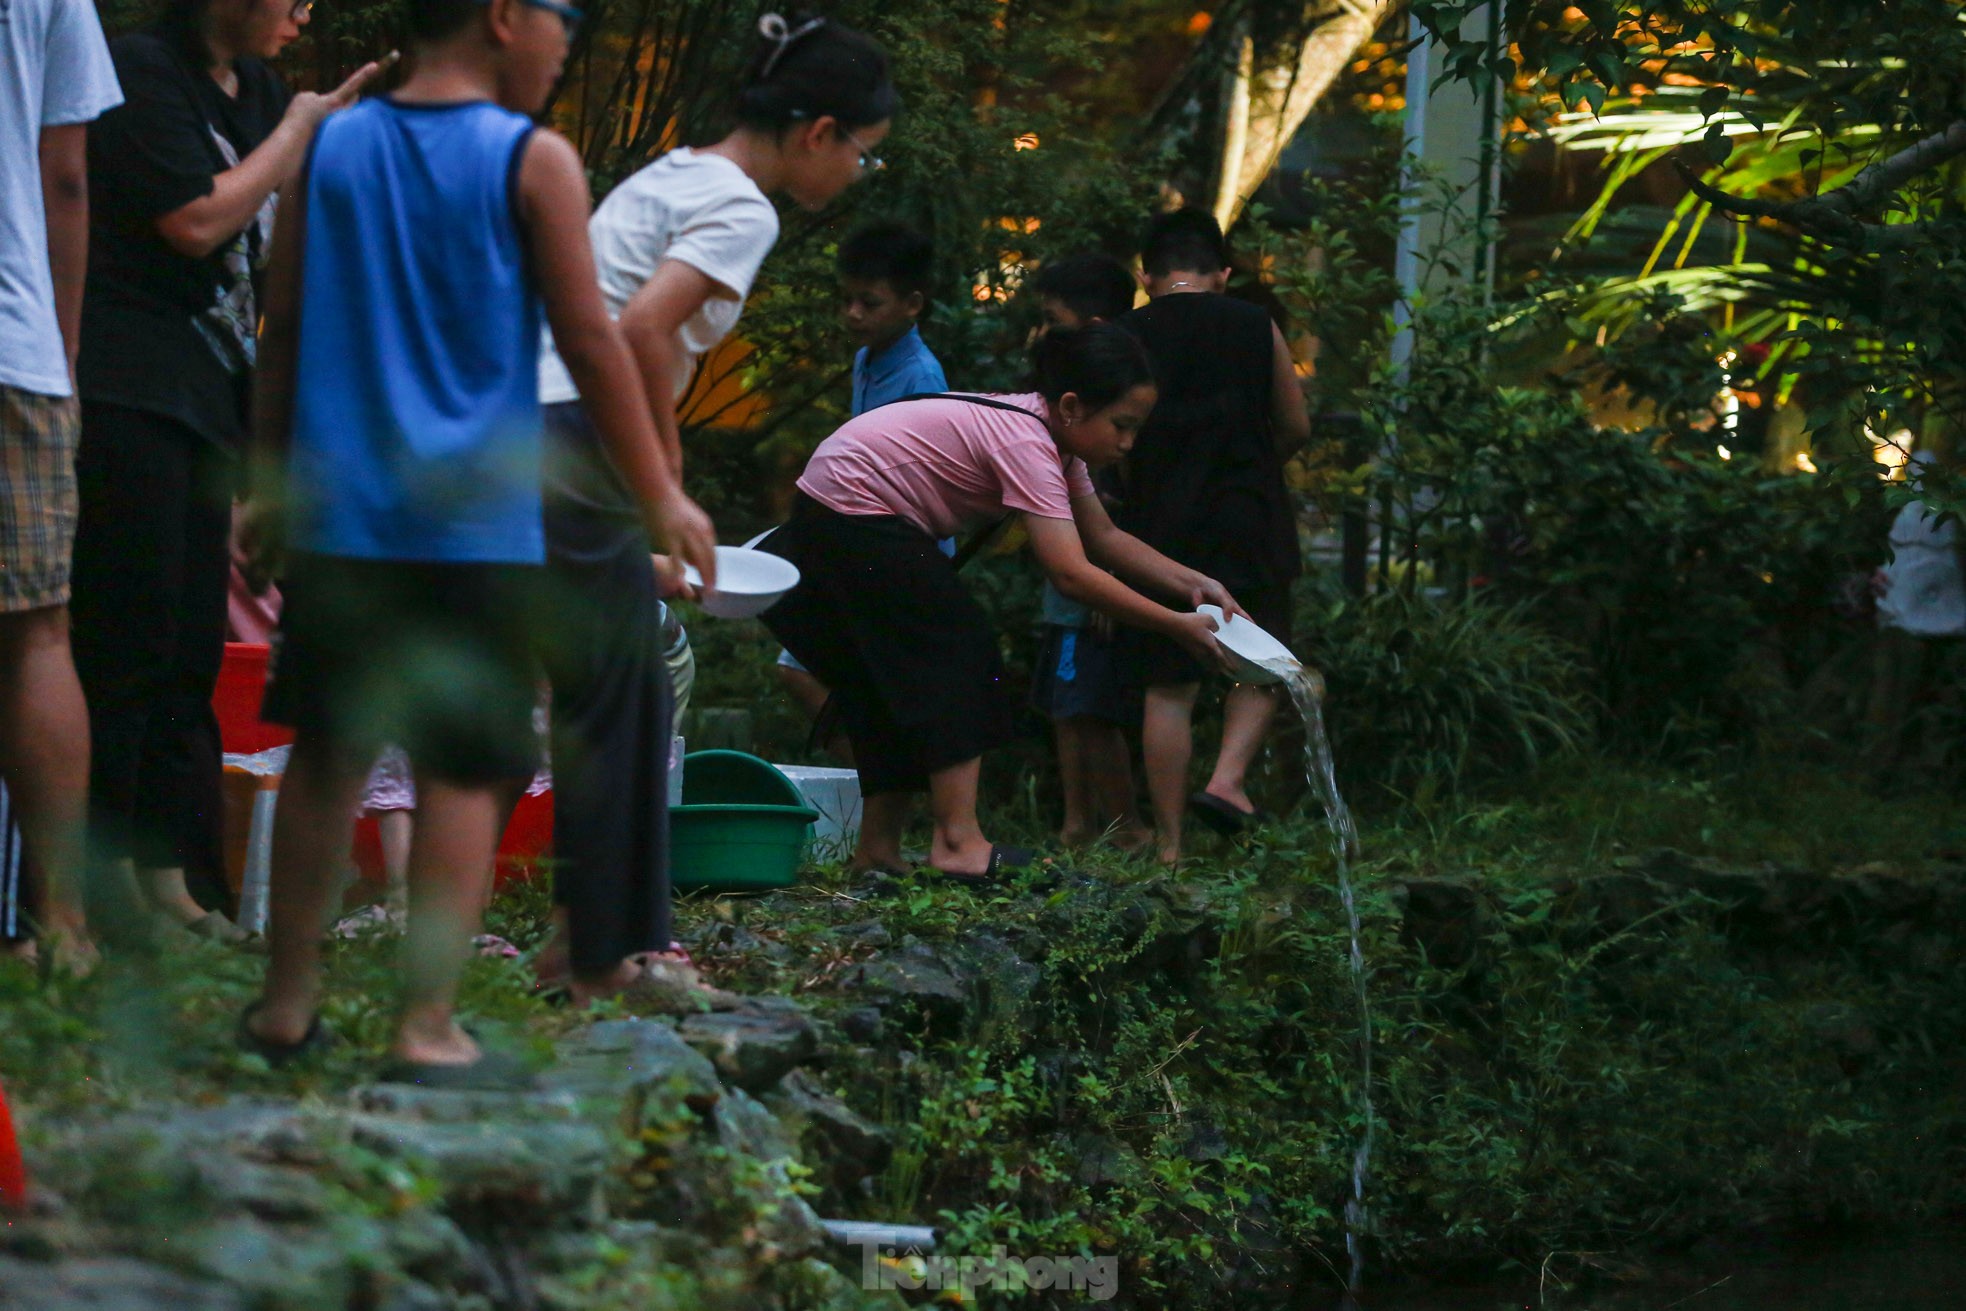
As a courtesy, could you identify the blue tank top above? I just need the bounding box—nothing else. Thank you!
[288,99,542,563]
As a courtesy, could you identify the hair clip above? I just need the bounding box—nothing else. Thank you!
[759,12,827,79]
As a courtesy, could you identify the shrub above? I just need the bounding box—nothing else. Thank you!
[1301,584,1594,801]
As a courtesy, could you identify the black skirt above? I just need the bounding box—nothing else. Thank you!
[758,494,1013,796]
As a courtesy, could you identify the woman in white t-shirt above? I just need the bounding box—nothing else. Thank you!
[532,12,897,1004]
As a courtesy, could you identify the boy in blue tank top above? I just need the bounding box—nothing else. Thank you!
[239,0,716,1086]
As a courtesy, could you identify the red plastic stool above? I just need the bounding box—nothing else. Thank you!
[0,1075,26,1211]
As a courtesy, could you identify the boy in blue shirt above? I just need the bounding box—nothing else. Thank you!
[840,220,947,409]
[779,220,950,731]
[240,0,715,1085]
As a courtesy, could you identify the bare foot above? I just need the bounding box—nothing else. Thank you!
[41,924,100,981]
[567,955,643,1007]
[391,1018,481,1068]
[1058,826,1095,850]
[1107,823,1155,855]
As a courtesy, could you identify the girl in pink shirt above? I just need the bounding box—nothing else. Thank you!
[758,325,1241,884]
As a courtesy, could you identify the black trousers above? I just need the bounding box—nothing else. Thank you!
[69,403,230,903]
[537,404,673,977]
[759,494,1013,797]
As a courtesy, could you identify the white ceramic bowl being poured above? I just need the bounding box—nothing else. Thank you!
[682,546,801,620]
[1197,603,1303,686]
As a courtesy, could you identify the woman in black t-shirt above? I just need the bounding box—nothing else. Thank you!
[70,0,379,942]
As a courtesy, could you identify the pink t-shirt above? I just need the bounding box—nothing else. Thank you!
[797,393,1096,538]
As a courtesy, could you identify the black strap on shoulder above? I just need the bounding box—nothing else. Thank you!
[878,393,1047,570]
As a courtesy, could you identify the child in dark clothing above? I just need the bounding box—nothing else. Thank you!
[241,0,715,1084]
[1118,210,1310,866]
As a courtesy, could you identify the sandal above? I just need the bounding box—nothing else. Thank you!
[236,1001,334,1069]
[930,844,1048,889]
[1188,792,1268,836]
[378,1048,537,1091]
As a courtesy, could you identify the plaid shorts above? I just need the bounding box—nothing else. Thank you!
[0,384,81,613]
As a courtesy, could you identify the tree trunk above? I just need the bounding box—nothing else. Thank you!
[1211,0,1399,228]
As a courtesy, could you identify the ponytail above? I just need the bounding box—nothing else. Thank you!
[736,11,899,132]
[1032,325,1155,411]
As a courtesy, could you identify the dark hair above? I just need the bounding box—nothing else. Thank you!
[1031,324,1155,411]
[405,0,487,45]
[737,13,900,132]
[1032,251,1137,324]
[838,220,934,300]
[157,0,215,63]
[1139,208,1228,278]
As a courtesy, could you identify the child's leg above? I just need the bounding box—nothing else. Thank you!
[853,793,911,871]
[1142,683,1200,865]
[1054,717,1093,846]
[1202,684,1281,813]
[1085,722,1149,848]
[251,734,368,1044]
[925,756,991,876]
[375,809,413,914]
[395,774,508,1066]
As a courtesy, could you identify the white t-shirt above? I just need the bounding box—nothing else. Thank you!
[0,0,122,397]
[1878,499,1966,637]
[538,147,779,405]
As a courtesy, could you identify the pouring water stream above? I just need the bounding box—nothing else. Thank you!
[1245,631,1373,1302]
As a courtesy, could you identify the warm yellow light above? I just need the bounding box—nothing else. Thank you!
[1013,133,1041,152]
[1794,452,1818,473]
[1717,445,1731,460]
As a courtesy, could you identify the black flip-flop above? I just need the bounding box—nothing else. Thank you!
[236,1001,334,1068]
[931,844,1066,889]
[377,1048,538,1091]
[1189,791,1269,836]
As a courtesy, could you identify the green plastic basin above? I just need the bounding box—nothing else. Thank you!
[671,750,818,893]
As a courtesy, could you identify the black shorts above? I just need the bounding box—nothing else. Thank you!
[262,553,542,785]
[1122,581,1295,690]
[758,495,1013,797]
[1030,622,1136,725]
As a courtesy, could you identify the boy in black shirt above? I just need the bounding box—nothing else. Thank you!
[1118,211,1310,865]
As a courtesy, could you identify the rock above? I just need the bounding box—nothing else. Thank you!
[829,920,893,952]
[677,1006,818,1092]
[1066,1132,1143,1190]
[846,946,968,1035]
[762,1069,893,1203]
[174,1214,386,1310]
[622,957,744,1015]
[714,1088,799,1162]
[838,1006,885,1042]
[546,1017,724,1116]
[940,932,1042,1027]
[348,1113,613,1216]
[1391,877,1491,972]
[774,1255,911,1309]
[0,1255,247,1311]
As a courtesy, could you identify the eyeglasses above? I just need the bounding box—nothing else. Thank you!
[289,1,312,20]
[521,0,583,36]
[842,126,885,174]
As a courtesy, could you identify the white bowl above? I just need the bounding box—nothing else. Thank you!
[683,546,801,620]
[1197,603,1303,686]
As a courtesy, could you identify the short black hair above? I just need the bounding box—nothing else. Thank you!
[1139,208,1228,278]
[838,221,934,300]
[404,0,486,45]
[1032,251,1136,324]
[737,13,900,132]
[1031,323,1156,411]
